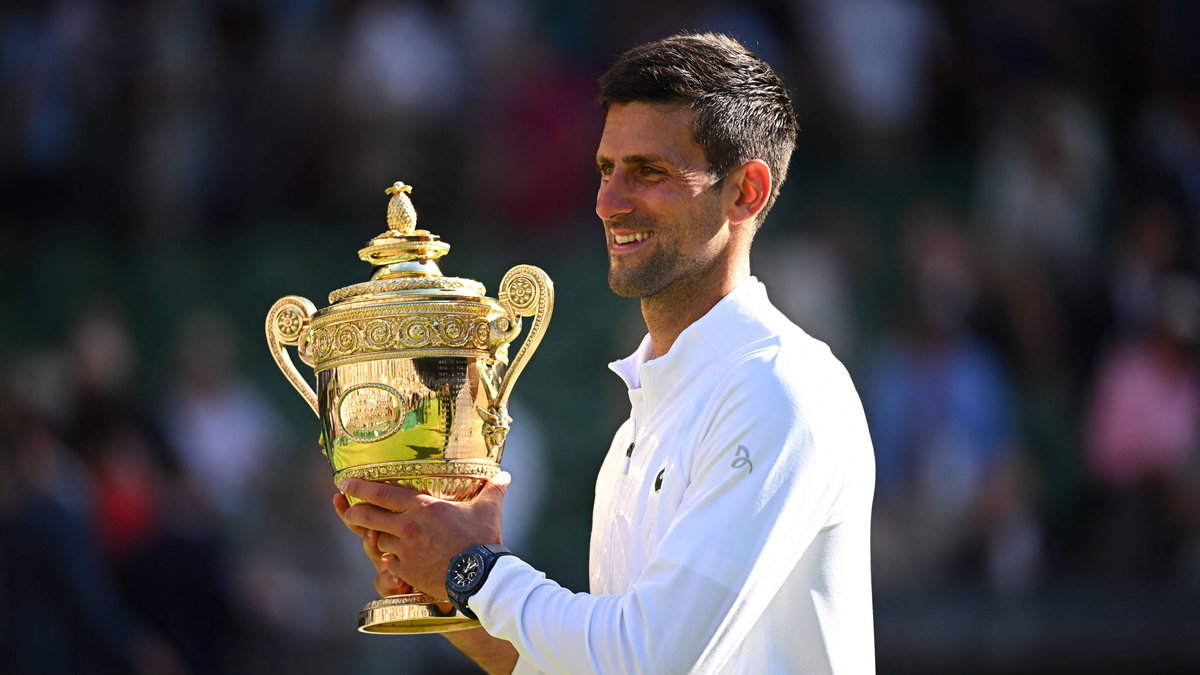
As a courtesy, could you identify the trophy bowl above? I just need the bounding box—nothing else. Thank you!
[266,182,552,634]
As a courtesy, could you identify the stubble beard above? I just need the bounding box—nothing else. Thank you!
[608,243,681,298]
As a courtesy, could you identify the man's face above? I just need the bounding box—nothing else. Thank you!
[595,102,730,299]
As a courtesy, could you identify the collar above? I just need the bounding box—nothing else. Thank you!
[608,277,777,399]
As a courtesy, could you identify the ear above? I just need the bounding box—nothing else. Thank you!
[724,159,772,228]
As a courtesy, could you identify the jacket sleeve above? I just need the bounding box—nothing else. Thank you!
[473,353,862,673]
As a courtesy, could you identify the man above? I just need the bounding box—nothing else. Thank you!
[336,32,876,674]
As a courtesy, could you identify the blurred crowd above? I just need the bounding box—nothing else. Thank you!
[3,0,1200,673]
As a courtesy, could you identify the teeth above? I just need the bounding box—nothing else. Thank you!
[614,232,651,245]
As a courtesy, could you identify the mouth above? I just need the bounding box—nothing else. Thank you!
[611,230,653,251]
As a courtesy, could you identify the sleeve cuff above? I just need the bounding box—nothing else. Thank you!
[470,553,530,628]
[467,554,581,673]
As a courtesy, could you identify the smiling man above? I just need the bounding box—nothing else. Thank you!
[336,32,876,674]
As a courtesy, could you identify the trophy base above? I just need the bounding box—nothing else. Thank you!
[357,594,481,634]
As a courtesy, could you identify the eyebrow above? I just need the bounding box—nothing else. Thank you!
[596,153,677,166]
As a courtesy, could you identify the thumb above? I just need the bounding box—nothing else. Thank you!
[476,471,511,504]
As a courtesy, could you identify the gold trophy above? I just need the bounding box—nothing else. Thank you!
[266,182,552,634]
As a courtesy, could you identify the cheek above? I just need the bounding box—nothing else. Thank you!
[683,200,728,246]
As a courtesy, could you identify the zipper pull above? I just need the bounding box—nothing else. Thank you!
[626,442,635,457]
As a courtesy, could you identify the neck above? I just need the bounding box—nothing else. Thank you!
[641,260,750,359]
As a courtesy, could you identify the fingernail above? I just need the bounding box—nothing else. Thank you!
[338,479,350,492]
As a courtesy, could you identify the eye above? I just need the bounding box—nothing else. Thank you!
[636,165,666,180]
[596,162,613,180]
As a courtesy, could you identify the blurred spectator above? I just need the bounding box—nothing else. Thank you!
[0,352,185,675]
[1084,272,1200,582]
[465,31,600,237]
[62,304,237,674]
[1109,198,1190,335]
[1132,0,1200,235]
[332,0,467,207]
[971,85,1110,293]
[338,0,464,121]
[1133,95,1200,233]
[801,0,946,150]
[162,310,284,530]
[969,85,1113,519]
[868,202,1042,594]
[130,0,221,238]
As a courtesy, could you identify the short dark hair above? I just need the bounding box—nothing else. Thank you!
[598,32,798,224]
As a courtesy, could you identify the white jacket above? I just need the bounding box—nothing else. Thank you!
[474,278,876,674]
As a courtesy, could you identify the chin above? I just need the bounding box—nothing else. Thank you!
[608,256,679,299]
[607,278,643,298]
[608,275,668,299]
[609,286,645,299]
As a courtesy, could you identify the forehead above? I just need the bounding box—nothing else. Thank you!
[596,102,706,167]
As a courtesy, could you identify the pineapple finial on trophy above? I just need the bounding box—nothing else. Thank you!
[357,181,450,274]
[385,182,418,235]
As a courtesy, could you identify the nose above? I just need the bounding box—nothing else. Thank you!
[596,172,634,221]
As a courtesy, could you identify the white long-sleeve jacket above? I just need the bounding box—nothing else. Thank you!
[472,278,876,673]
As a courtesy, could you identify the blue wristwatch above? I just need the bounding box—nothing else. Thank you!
[446,544,513,620]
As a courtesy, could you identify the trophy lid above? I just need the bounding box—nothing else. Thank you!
[268,179,550,388]
[329,182,487,304]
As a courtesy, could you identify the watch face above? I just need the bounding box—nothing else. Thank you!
[450,552,485,592]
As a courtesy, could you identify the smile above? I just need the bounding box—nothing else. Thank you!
[613,231,652,244]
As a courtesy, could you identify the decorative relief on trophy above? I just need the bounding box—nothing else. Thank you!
[337,383,407,442]
[266,181,553,634]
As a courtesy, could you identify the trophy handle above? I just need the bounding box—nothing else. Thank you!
[495,265,554,409]
[266,295,319,417]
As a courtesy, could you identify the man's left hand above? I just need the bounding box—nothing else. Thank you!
[337,472,511,600]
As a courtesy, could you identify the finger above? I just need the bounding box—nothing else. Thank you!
[376,531,404,560]
[333,492,369,537]
[364,530,387,563]
[372,527,395,562]
[374,568,413,597]
[342,501,408,536]
[339,478,424,513]
[366,533,408,578]
[475,471,511,505]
